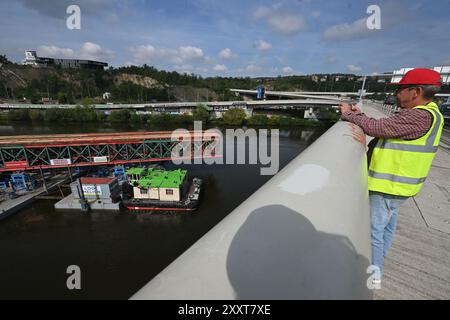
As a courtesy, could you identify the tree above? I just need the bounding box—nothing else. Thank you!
[7,109,29,121]
[247,114,268,126]
[29,110,43,121]
[109,109,130,122]
[148,113,174,126]
[57,92,68,104]
[81,97,93,107]
[44,108,61,122]
[0,54,11,65]
[222,108,246,126]
[173,113,194,124]
[130,112,142,123]
[193,104,210,123]
[96,111,107,122]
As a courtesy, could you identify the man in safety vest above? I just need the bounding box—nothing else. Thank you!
[339,68,444,285]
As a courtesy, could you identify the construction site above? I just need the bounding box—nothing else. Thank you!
[0,130,219,219]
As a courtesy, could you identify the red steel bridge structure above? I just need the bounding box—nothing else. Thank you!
[0,131,221,172]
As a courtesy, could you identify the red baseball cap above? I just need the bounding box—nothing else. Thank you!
[390,68,442,86]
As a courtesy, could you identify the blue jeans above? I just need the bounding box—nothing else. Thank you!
[369,191,408,280]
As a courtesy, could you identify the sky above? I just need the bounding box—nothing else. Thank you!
[0,0,449,77]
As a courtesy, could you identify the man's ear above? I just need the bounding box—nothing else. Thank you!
[413,87,423,99]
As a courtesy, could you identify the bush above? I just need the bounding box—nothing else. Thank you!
[173,113,194,124]
[64,109,78,121]
[81,97,94,107]
[278,116,295,127]
[147,113,174,126]
[29,110,44,121]
[96,112,107,122]
[57,92,68,104]
[246,114,269,126]
[193,104,210,123]
[109,109,131,122]
[222,108,246,126]
[7,109,30,121]
[267,116,280,126]
[130,112,142,123]
[43,108,61,122]
[75,106,98,121]
[0,54,12,65]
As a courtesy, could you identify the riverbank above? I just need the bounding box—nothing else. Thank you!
[0,107,338,128]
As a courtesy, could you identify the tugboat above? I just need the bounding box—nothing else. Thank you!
[121,167,203,212]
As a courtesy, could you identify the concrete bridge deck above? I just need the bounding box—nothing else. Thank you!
[365,102,450,300]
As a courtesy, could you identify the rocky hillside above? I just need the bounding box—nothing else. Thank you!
[0,63,196,103]
[113,73,164,89]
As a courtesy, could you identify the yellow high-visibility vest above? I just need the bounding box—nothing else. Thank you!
[368,102,444,197]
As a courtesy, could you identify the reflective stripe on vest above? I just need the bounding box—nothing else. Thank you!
[368,170,427,185]
[375,108,442,153]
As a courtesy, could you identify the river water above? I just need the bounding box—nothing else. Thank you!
[0,121,330,299]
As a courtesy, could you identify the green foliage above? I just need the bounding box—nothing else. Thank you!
[246,114,269,126]
[75,106,99,121]
[0,54,12,65]
[29,110,44,121]
[222,108,246,126]
[278,116,297,126]
[96,111,107,122]
[109,81,170,103]
[43,108,61,122]
[39,107,99,122]
[130,112,142,123]
[4,107,337,127]
[57,92,68,104]
[114,65,259,94]
[147,113,175,126]
[173,113,194,124]
[109,109,131,122]
[0,61,394,104]
[81,97,93,107]
[193,104,210,123]
[267,116,280,126]
[7,109,30,121]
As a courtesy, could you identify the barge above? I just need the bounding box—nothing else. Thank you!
[121,167,202,212]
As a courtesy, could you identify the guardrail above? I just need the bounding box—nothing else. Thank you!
[131,120,373,300]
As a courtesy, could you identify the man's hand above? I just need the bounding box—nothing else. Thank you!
[339,103,361,114]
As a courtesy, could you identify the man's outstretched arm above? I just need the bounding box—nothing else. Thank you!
[339,103,432,139]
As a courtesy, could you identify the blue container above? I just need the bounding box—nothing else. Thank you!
[10,174,29,191]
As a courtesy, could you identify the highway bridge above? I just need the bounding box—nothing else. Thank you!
[230,88,375,100]
[0,99,341,110]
